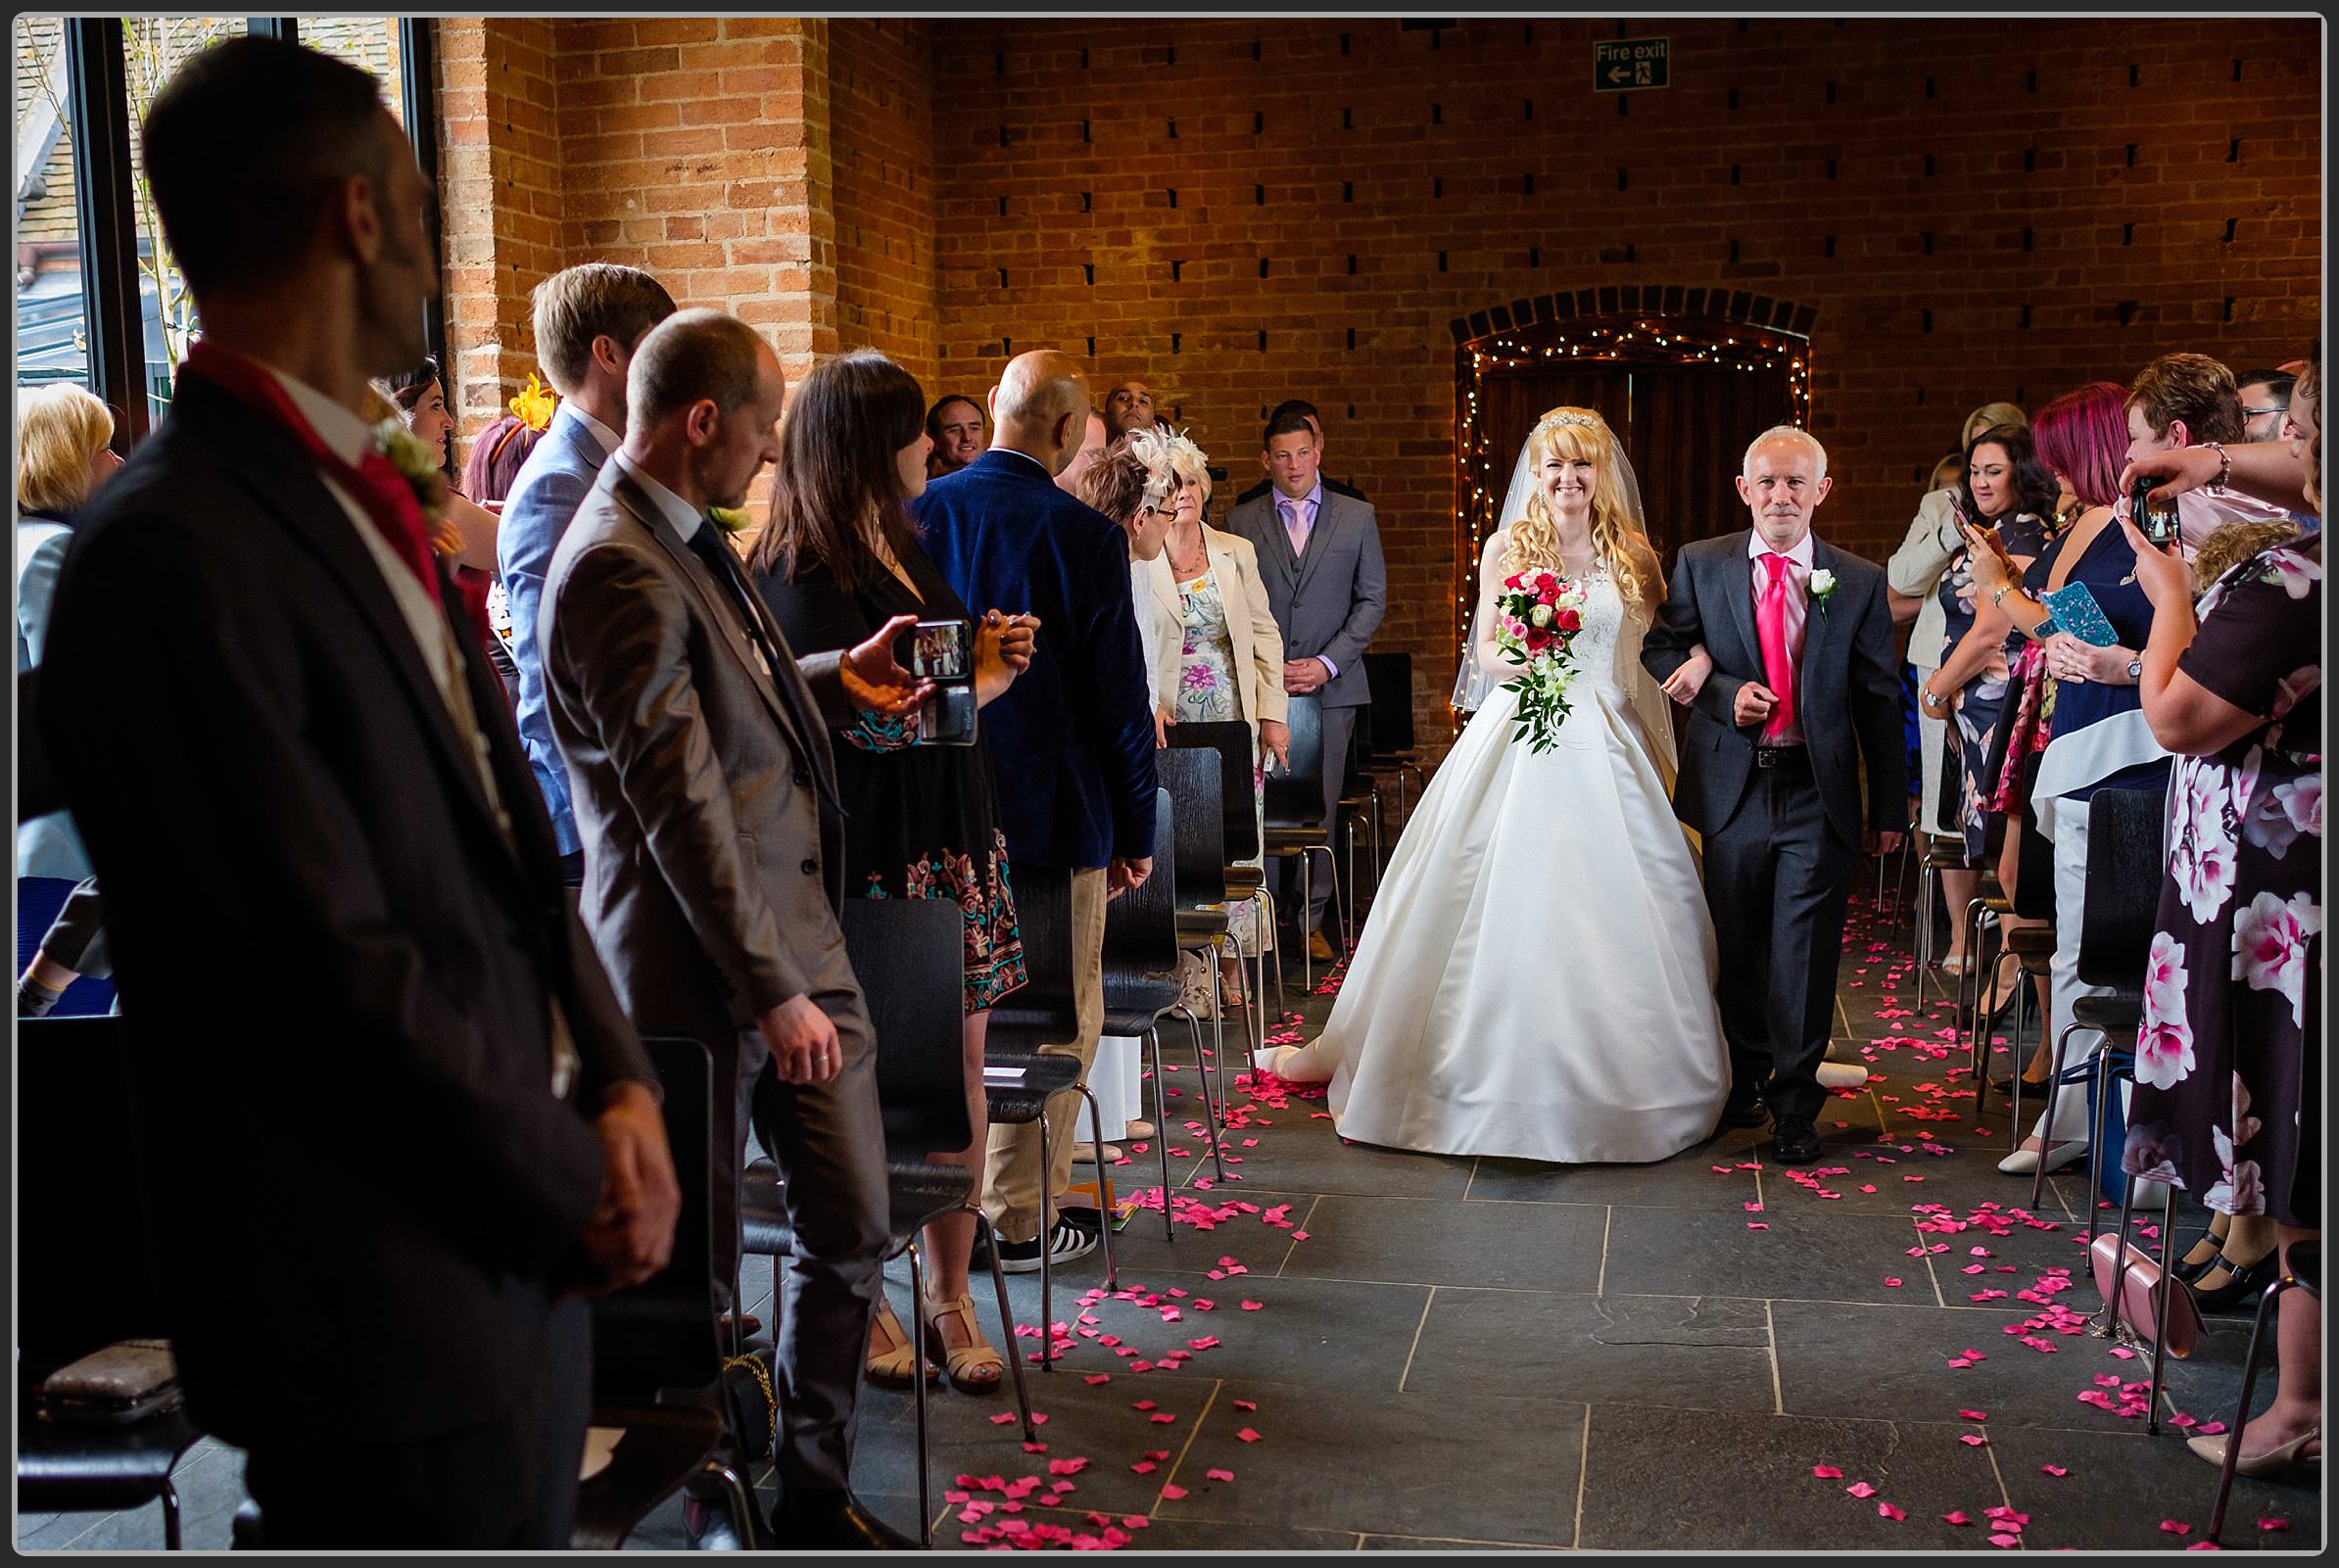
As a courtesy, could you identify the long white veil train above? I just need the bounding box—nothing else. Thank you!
[1450,413,1680,789]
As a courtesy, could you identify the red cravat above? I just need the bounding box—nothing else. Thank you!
[1756,552,1798,739]
[181,341,441,605]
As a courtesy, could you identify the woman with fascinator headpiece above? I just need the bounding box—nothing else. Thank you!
[1266,408,1733,1164]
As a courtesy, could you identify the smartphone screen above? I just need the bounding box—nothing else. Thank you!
[899,617,977,746]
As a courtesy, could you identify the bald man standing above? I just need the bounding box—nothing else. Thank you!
[914,351,1159,1272]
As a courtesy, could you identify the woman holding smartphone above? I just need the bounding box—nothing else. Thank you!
[1960,382,2176,1179]
[749,349,1037,1396]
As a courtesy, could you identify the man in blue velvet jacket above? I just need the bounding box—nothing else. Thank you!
[915,349,1158,1271]
[496,263,675,880]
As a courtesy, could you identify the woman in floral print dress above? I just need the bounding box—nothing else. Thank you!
[749,351,1033,1396]
[2120,343,2322,1480]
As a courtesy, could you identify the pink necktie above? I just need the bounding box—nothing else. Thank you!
[1280,498,1310,557]
[1756,552,1797,739]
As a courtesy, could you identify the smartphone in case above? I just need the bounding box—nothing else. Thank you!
[2129,475,2181,547]
[897,616,977,746]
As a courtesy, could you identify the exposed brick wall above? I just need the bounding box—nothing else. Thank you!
[831,19,941,391]
[436,19,564,433]
[921,17,2322,742]
[430,16,2320,746]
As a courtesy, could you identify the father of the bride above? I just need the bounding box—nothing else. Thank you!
[1642,427,1905,1164]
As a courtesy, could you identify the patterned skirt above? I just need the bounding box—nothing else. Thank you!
[861,828,1028,1015]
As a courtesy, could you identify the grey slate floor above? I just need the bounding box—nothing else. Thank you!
[22,875,2327,1552]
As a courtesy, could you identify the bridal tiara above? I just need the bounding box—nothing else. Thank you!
[1538,410,1605,431]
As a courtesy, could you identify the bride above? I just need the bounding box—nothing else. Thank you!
[1266,408,1732,1164]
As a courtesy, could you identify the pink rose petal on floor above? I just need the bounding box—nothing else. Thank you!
[1959,1409,1987,1421]
[1158,1483,1187,1500]
[1958,1435,1988,1447]
[989,1412,1017,1425]
[1206,1467,1235,1482]
[2257,1518,2290,1532]
[1232,1399,1258,1411]
[2040,1464,2068,1477]
[1811,1465,1843,1479]
[2162,1520,2193,1536]
[1149,1412,1176,1424]
[1988,1533,2022,1547]
[1877,1501,1905,1521]
[1845,1481,1878,1498]
[1942,1511,1972,1526]
[1236,1427,1262,1443]
[1884,1277,1903,1288]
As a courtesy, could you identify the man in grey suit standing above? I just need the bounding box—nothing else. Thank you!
[1226,407,1388,962]
[1641,427,1905,1166]
[497,262,675,882]
[541,309,928,1549]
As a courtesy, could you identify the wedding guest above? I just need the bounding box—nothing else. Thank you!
[926,393,986,478]
[498,261,677,884]
[38,36,676,1546]
[1232,398,1368,507]
[746,348,1036,1396]
[16,384,122,1018]
[1225,408,1387,963]
[1055,408,1110,496]
[2124,352,2296,556]
[1074,437,1176,1151]
[1889,401,2026,962]
[1919,425,2056,1011]
[541,309,925,1549]
[2121,339,2320,1476]
[378,356,502,653]
[1960,383,2174,1176]
[914,350,1158,1274]
[1134,424,1288,1009]
[462,400,552,703]
[1101,378,1158,441]
[2235,366,2295,443]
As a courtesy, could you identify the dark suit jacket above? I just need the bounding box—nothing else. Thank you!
[1233,473,1366,507]
[1641,530,1907,849]
[1223,487,1388,709]
[36,372,648,1449]
[542,463,859,1055]
[913,449,1157,868]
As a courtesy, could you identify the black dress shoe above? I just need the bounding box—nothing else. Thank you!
[2192,1251,2283,1312]
[1772,1117,1821,1164]
[1720,1100,1770,1130]
[774,1490,921,1550]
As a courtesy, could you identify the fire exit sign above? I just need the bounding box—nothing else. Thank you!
[1595,37,1669,92]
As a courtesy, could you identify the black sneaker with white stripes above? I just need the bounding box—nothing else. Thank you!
[993,1218,1099,1274]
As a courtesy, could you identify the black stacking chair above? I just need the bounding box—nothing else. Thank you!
[1361,650,1424,836]
[2207,1240,2321,1542]
[1263,692,1346,986]
[1102,789,1190,1241]
[17,1017,200,1551]
[737,900,1039,1537]
[574,1035,760,1550]
[1975,752,2058,1133]
[2029,784,2167,1217]
[1167,719,1273,1042]
[975,864,1119,1369]
[1152,748,1234,1178]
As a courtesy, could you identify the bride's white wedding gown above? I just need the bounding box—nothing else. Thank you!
[1270,562,1731,1164]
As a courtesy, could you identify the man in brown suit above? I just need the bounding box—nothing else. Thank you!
[541,309,929,1549]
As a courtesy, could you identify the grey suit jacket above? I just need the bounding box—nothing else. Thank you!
[542,463,858,1052]
[1224,488,1387,708]
[1641,530,1907,850]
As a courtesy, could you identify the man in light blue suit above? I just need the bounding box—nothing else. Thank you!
[497,263,676,879]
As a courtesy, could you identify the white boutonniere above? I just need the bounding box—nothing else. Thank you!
[373,419,449,523]
[1808,566,1838,613]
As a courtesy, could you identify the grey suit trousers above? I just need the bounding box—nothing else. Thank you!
[729,975,890,1495]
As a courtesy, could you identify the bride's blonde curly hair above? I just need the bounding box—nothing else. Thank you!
[1504,407,1650,609]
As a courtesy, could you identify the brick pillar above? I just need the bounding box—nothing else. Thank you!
[434,18,562,446]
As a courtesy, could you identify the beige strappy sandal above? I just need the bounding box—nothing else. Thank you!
[919,1291,1005,1394]
[865,1294,938,1388]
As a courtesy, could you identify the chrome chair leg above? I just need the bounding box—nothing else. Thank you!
[705,1462,758,1552]
[1145,1024,1174,1241]
[2029,1022,2085,1212]
[1258,885,1284,1024]
[1198,965,1228,1182]
[161,1482,182,1552]
[1074,1083,1120,1291]
[908,1240,931,1544]
[974,1210,1036,1439]
[1035,1113,1053,1372]
[1298,856,1313,992]
[2145,1180,2179,1437]
[2205,1268,2297,1542]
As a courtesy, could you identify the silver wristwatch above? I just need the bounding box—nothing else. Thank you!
[2126,657,2143,682]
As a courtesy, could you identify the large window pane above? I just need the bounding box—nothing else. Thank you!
[300,17,405,126]
[121,17,242,424]
[12,16,90,390]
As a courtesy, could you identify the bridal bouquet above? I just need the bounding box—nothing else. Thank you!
[1493,568,1590,752]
